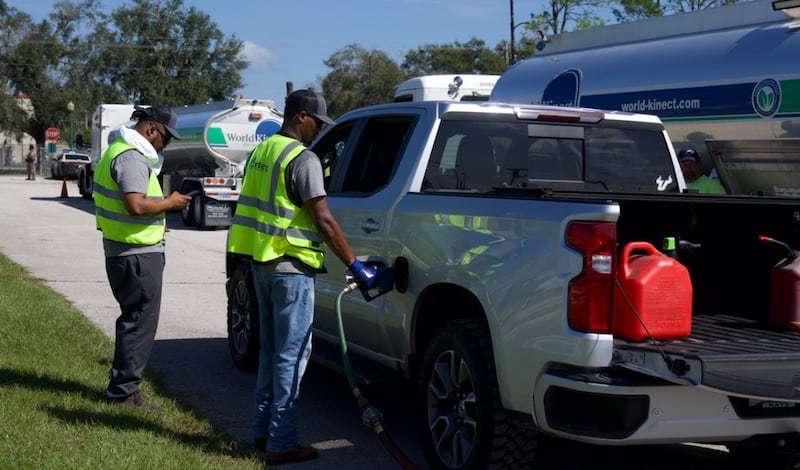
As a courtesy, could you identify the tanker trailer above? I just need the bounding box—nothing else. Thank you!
[163,98,283,229]
[491,0,800,196]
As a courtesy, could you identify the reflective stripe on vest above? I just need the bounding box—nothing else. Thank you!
[93,138,165,245]
[227,134,324,268]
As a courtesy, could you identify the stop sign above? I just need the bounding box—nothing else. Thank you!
[45,127,59,141]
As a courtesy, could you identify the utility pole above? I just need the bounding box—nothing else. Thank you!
[509,0,517,65]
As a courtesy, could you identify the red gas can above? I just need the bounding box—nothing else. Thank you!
[614,242,693,342]
[769,254,800,332]
[759,235,800,332]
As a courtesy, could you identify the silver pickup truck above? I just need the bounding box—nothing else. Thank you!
[226,101,800,469]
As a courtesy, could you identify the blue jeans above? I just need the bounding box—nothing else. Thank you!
[251,267,314,452]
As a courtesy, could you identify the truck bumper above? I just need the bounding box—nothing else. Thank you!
[533,365,800,445]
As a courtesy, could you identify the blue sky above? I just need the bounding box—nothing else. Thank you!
[7,0,541,104]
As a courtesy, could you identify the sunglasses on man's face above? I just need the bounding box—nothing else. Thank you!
[153,123,172,147]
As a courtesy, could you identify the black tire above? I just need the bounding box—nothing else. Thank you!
[181,198,196,227]
[78,169,93,199]
[193,194,206,230]
[226,264,259,372]
[416,319,536,470]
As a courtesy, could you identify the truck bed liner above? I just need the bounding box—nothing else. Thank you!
[620,315,800,401]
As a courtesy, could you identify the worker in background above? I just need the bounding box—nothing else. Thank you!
[25,144,36,180]
[678,147,726,194]
[93,105,190,409]
[227,89,381,465]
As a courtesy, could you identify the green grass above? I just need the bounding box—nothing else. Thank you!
[0,254,261,469]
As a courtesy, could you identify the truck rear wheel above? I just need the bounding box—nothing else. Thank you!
[192,194,207,230]
[181,200,196,227]
[415,319,536,469]
[226,264,259,372]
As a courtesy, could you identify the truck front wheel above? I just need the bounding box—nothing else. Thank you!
[416,319,536,470]
[226,264,259,372]
[78,169,93,199]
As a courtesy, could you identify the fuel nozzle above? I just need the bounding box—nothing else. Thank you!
[344,256,409,302]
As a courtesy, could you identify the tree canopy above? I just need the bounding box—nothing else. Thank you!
[0,0,245,145]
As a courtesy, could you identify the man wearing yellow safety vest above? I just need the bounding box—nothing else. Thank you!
[93,104,191,410]
[227,90,381,466]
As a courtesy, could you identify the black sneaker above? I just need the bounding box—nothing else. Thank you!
[107,391,161,412]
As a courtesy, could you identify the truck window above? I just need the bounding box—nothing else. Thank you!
[584,127,678,192]
[425,120,677,193]
[313,121,356,190]
[338,117,414,193]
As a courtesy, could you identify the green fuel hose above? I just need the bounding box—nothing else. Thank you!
[335,283,420,470]
[335,282,360,393]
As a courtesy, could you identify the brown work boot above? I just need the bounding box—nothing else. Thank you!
[263,444,318,465]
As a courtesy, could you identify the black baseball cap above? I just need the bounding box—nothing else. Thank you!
[133,104,181,140]
[285,90,335,125]
[678,147,700,163]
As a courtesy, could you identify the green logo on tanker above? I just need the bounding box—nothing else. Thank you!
[207,127,227,147]
[752,79,781,118]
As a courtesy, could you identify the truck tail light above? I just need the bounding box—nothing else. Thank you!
[566,221,616,333]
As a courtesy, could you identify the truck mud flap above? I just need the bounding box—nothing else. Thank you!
[613,315,800,401]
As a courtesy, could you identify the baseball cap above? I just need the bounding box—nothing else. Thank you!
[285,89,335,125]
[133,104,181,140]
[678,147,700,163]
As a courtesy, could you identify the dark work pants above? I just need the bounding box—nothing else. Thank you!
[104,252,165,399]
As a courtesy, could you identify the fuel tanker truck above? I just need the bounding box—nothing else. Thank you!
[78,98,283,229]
[160,98,283,229]
[491,0,800,196]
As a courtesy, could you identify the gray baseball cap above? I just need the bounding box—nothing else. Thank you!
[133,104,181,139]
[285,89,335,125]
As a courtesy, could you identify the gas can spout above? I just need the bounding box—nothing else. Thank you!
[759,235,798,260]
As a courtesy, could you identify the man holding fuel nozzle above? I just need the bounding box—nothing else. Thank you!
[227,89,380,465]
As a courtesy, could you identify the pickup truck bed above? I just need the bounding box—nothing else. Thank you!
[617,314,800,402]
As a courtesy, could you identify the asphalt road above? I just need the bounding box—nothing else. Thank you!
[0,175,741,469]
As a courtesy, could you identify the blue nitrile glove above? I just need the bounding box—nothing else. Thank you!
[349,259,378,290]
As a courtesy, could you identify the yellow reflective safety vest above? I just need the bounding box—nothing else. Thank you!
[227,134,324,269]
[93,138,165,245]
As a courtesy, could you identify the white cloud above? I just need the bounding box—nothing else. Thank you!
[242,41,276,69]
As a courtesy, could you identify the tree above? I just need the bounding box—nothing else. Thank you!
[0,1,31,140]
[612,0,742,22]
[528,0,610,36]
[88,0,246,105]
[320,44,404,118]
[401,39,506,78]
[0,0,247,147]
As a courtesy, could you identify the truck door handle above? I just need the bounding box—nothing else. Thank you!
[360,218,381,233]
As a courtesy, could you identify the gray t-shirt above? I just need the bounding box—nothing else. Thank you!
[265,148,327,275]
[102,149,166,257]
